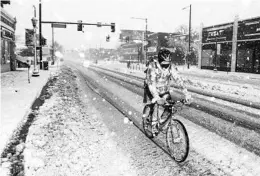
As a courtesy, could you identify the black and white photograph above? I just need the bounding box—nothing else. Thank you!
[1,0,260,175]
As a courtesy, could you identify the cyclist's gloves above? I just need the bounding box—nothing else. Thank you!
[152,97,167,105]
[151,97,160,104]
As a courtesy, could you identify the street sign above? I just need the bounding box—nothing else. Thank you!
[51,23,67,28]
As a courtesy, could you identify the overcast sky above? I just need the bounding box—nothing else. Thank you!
[5,0,260,49]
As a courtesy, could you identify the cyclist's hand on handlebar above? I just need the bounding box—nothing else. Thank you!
[151,97,166,105]
[151,97,159,104]
[157,98,168,105]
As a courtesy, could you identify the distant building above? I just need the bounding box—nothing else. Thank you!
[1,0,17,72]
[118,29,149,63]
[199,16,260,74]
[119,42,143,63]
[146,32,180,62]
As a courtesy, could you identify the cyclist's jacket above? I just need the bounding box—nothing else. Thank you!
[143,60,186,102]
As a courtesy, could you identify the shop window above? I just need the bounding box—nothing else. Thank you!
[237,48,253,73]
[202,49,215,67]
[219,43,232,71]
[1,40,10,65]
[253,42,260,74]
[201,44,215,68]
[5,41,10,64]
[1,40,4,65]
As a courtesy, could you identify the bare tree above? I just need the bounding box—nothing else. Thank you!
[168,25,199,65]
[51,41,64,53]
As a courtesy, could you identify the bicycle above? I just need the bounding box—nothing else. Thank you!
[142,99,189,162]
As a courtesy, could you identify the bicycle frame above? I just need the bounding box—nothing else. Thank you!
[143,99,185,135]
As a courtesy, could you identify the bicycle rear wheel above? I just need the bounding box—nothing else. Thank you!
[166,119,189,162]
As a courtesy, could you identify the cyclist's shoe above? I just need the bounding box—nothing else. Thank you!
[142,105,151,118]
[152,122,159,137]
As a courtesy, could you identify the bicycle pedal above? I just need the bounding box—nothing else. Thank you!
[173,137,182,144]
[152,131,159,137]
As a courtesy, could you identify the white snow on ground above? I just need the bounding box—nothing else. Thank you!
[186,78,260,103]
[181,116,260,176]
[0,66,59,155]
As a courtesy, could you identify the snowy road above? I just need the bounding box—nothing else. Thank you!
[4,57,259,176]
[66,58,260,176]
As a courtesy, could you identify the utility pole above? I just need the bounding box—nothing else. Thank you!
[214,35,218,71]
[188,4,191,69]
[52,26,54,64]
[131,17,148,64]
[39,0,42,67]
[182,4,192,69]
[145,18,147,64]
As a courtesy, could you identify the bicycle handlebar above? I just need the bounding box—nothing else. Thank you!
[166,99,186,105]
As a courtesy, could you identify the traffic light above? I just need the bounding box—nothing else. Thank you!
[111,23,115,32]
[77,20,83,31]
[144,45,147,51]
[147,40,152,47]
[41,38,46,46]
[125,36,130,43]
[106,35,110,42]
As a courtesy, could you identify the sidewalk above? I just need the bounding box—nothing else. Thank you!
[0,64,60,154]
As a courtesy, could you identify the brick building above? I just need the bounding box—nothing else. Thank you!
[1,0,17,72]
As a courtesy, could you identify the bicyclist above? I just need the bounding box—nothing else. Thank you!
[143,48,191,136]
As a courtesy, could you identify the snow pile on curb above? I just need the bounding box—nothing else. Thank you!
[23,66,136,176]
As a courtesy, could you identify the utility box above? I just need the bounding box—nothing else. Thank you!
[43,61,49,70]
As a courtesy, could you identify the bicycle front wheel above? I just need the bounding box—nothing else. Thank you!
[166,119,189,162]
[142,105,154,138]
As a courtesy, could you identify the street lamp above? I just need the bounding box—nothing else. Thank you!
[131,17,148,64]
[31,5,39,76]
[182,4,192,69]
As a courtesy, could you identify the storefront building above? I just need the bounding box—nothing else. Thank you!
[1,1,17,72]
[119,29,147,63]
[147,32,180,63]
[199,16,260,74]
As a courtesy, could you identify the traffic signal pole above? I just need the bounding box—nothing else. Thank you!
[39,0,116,65]
[39,0,42,65]
[41,21,114,27]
